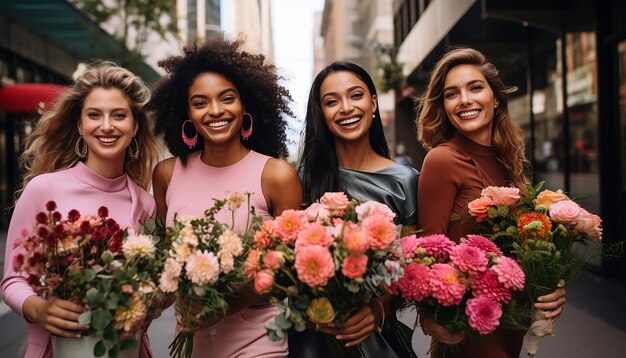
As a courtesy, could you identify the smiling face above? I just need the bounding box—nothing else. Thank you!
[78,87,137,174]
[188,72,244,146]
[319,71,377,143]
[442,64,499,145]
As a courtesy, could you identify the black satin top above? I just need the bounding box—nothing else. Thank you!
[340,163,419,226]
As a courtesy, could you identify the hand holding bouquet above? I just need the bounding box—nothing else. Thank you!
[158,193,253,358]
[467,183,605,355]
[13,201,159,358]
[246,192,403,356]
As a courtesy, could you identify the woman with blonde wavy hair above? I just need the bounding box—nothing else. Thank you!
[416,48,565,357]
[2,62,159,358]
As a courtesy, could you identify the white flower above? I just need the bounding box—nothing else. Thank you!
[218,251,235,274]
[159,272,179,293]
[217,230,244,257]
[171,241,193,263]
[123,233,156,258]
[226,192,245,211]
[185,250,220,285]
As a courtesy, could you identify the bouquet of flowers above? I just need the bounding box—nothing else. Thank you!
[392,233,526,350]
[467,183,604,355]
[246,192,403,357]
[13,201,159,358]
[158,193,254,358]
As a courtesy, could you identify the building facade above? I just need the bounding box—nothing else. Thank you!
[393,0,626,276]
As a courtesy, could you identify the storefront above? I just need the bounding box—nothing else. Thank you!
[394,0,626,276]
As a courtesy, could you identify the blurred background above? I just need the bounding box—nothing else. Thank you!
[1,0,625,356]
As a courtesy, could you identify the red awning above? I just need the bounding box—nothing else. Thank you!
[0,83,66,113]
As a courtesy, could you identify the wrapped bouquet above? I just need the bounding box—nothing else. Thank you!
[246,192,402,357]
[13,201,159,358]
[158,193,254,358]
[467,183,604,355]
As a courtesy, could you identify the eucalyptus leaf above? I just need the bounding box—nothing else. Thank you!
[94,340,106,357]
[78,311,92,326]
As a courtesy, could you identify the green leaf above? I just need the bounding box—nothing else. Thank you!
[94,340,106,357]
[106,293,119,310]
[84,269,96,282]
[78,311,92,326]
[91,308,112,331]
[86,289,101,306]
[274,314,292,330]
[143,218,157,233]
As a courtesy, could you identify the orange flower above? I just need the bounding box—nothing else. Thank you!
[517,212,552,243]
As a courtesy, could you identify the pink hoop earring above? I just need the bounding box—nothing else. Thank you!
[181,120,198,149]
[241,112,253,141]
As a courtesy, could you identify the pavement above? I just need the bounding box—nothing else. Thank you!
[2,229,626,357]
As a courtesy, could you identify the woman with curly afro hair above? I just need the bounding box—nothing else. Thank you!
[148,34,302,357]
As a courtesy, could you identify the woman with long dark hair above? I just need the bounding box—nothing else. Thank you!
[297,61,418,357]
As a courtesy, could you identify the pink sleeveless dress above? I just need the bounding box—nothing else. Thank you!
[166,150,288,357]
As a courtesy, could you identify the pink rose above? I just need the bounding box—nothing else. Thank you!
[342,223,370,254]
[481,186,520,206]
[320,192,350,213]
[549,200,581,225]
[341,255,368,279]
[468,196,494,222]
[254,270,275,294]
[355,201,396,222]
[263,250,286,270]
[305,203,331,221]
[574,208,603,241]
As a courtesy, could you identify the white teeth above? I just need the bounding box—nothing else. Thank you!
[459,110,480,118]
[98,137,118,143]
[208,121,229,127]
[338,117,360,125]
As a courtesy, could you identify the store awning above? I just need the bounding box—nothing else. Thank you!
[0,83,66,112]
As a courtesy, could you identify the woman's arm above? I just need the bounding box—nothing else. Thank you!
[417,148,459,235]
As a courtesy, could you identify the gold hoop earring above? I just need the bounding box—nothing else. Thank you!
[128,137,140,160]
[75,136,87,158]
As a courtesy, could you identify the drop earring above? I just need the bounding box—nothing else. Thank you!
[181,120,198,149]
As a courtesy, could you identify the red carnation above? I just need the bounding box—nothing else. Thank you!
[12,254,25,270]
[106,218,120,232]
[67,209,81,223]
[92,228,106,242]
[45,201,57,212]
[35,212,48,224]
[98,206,109,218]
[79,221,92,235]
[108,237,122,253]
[36,226,49,238]
[51,211,62,223]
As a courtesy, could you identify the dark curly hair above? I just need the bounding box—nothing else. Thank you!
[147,34,293,162]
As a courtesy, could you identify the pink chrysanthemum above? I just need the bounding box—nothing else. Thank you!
[253,220,274,248]
[399,235,419,259]
[294,245,335,288]
[362,215,396,250]
[243,249,261,279]
[397,262,431,302]
[429,263,467,306]
[471,269,512,303]
[416,234,455,262]
[273,210,308,244]
[465,295,502,335]
[450,244,488,275]
[492,256,525,291]
[463,235,503,256]
[297,222,333,248]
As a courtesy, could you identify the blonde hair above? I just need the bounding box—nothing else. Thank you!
[416,47,531,191]
[17,62,159,199]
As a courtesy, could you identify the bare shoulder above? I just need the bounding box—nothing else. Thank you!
[262,158,300,185]
[152,157,177,189]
